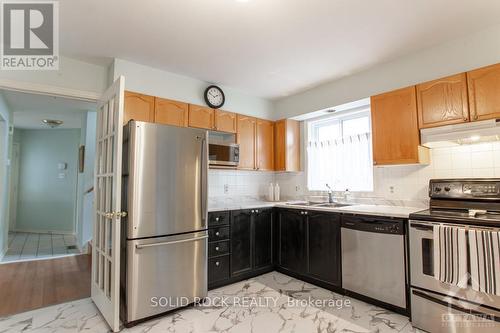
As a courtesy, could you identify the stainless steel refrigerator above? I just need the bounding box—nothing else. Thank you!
[121,121,208,325]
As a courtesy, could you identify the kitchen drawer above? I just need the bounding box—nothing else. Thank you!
[209,211,230,227]
[209,226,230,242]
[208,255,230,284]
[209,240,230,257]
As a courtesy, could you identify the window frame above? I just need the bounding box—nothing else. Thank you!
[305,108,374,193]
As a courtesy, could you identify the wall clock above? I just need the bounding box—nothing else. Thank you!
[204,85,225,109]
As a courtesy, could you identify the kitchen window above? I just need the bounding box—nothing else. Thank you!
[307,110,373,192]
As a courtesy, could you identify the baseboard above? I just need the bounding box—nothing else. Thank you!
[10,228,76,235]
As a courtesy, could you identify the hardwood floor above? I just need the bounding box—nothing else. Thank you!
[0,254,91,317]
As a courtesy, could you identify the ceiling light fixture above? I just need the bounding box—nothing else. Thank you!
[42,119,64,128]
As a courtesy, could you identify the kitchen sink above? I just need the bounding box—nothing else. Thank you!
[286,201,353,208]
[285,201,323,206]
[314,203,353,208]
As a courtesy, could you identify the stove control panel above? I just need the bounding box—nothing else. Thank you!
[430,179,500,200]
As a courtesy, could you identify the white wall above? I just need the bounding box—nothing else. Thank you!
[274,23,500,119]
[79,111,96,250]
[0,56,109,95]
[112,59,274,119]
[0,93,12,257]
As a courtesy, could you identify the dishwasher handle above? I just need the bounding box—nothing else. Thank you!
[135,235,208,249]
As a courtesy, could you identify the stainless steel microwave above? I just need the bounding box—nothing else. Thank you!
[209,143,239,167]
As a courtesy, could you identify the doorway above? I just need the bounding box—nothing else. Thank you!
[0,89,97,316]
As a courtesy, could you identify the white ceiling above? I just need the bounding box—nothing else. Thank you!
[61,0,500,99]
[1,90,96,129]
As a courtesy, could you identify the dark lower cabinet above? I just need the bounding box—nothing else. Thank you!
[278,209,307,274]
[231,208,273,278]
[231,210,253,275]
[208,255,230,284]
[208,211,231,289]
[209,208,341,291]
[254,209,273,269]
[307,212,341,286]
[277,209,342,289]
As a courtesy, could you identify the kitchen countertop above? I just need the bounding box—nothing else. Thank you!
[208,201,424,219]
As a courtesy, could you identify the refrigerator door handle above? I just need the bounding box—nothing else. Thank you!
[200,136,208,224]
[135,235,208,249]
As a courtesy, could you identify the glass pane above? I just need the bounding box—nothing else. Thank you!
[106,260,112,298]
[99,255,104,288]
[342,116,370,137]
[108,98,115,134]
[106,219,111,256]
[422,238,434,276]
[316,122,341,142]
[94,253,99,284]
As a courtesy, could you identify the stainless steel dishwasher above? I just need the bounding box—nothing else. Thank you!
[341,215,407,310]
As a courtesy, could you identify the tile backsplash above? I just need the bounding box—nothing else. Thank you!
[208,169,274,200]
[208,142,500,206]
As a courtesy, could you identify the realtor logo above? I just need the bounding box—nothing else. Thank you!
[1,1,59,70]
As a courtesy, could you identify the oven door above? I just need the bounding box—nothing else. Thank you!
[409,220,500,309]
[208,143,239,167]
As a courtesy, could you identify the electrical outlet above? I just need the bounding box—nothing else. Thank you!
[224,184,229,194]
[389,186,395,194]
[295,185,300,192]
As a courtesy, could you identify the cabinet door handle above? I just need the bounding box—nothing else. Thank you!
[215,217,220,221]
[215,231,220,236]
[255,209,259,213]
[304,211,308,215]
[215,261,220,266]
[215,246,219,251]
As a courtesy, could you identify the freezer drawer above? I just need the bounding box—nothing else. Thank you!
[126,231,208,323]
[411,288,500,333]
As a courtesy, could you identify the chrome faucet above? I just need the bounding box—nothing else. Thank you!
[326,184,334,203]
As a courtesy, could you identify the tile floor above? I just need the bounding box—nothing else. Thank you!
[1,232,81,263]
[0,271,424,332]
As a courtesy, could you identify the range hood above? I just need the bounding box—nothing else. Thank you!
[421,119,500,148]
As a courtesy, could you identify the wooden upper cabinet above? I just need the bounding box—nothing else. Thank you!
[416,73,469,128]
[154,97,188,127]
[236,115,256,170]
[274,119,301,172]
[123,91,155,125]
[467,63,500,121]
[214,110,237,133]
[188,104,215,130]
[371,86,429,165]
[256,119,274,171]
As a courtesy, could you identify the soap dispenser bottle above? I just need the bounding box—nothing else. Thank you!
[268,183,274,202]
[274,183,280,202]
